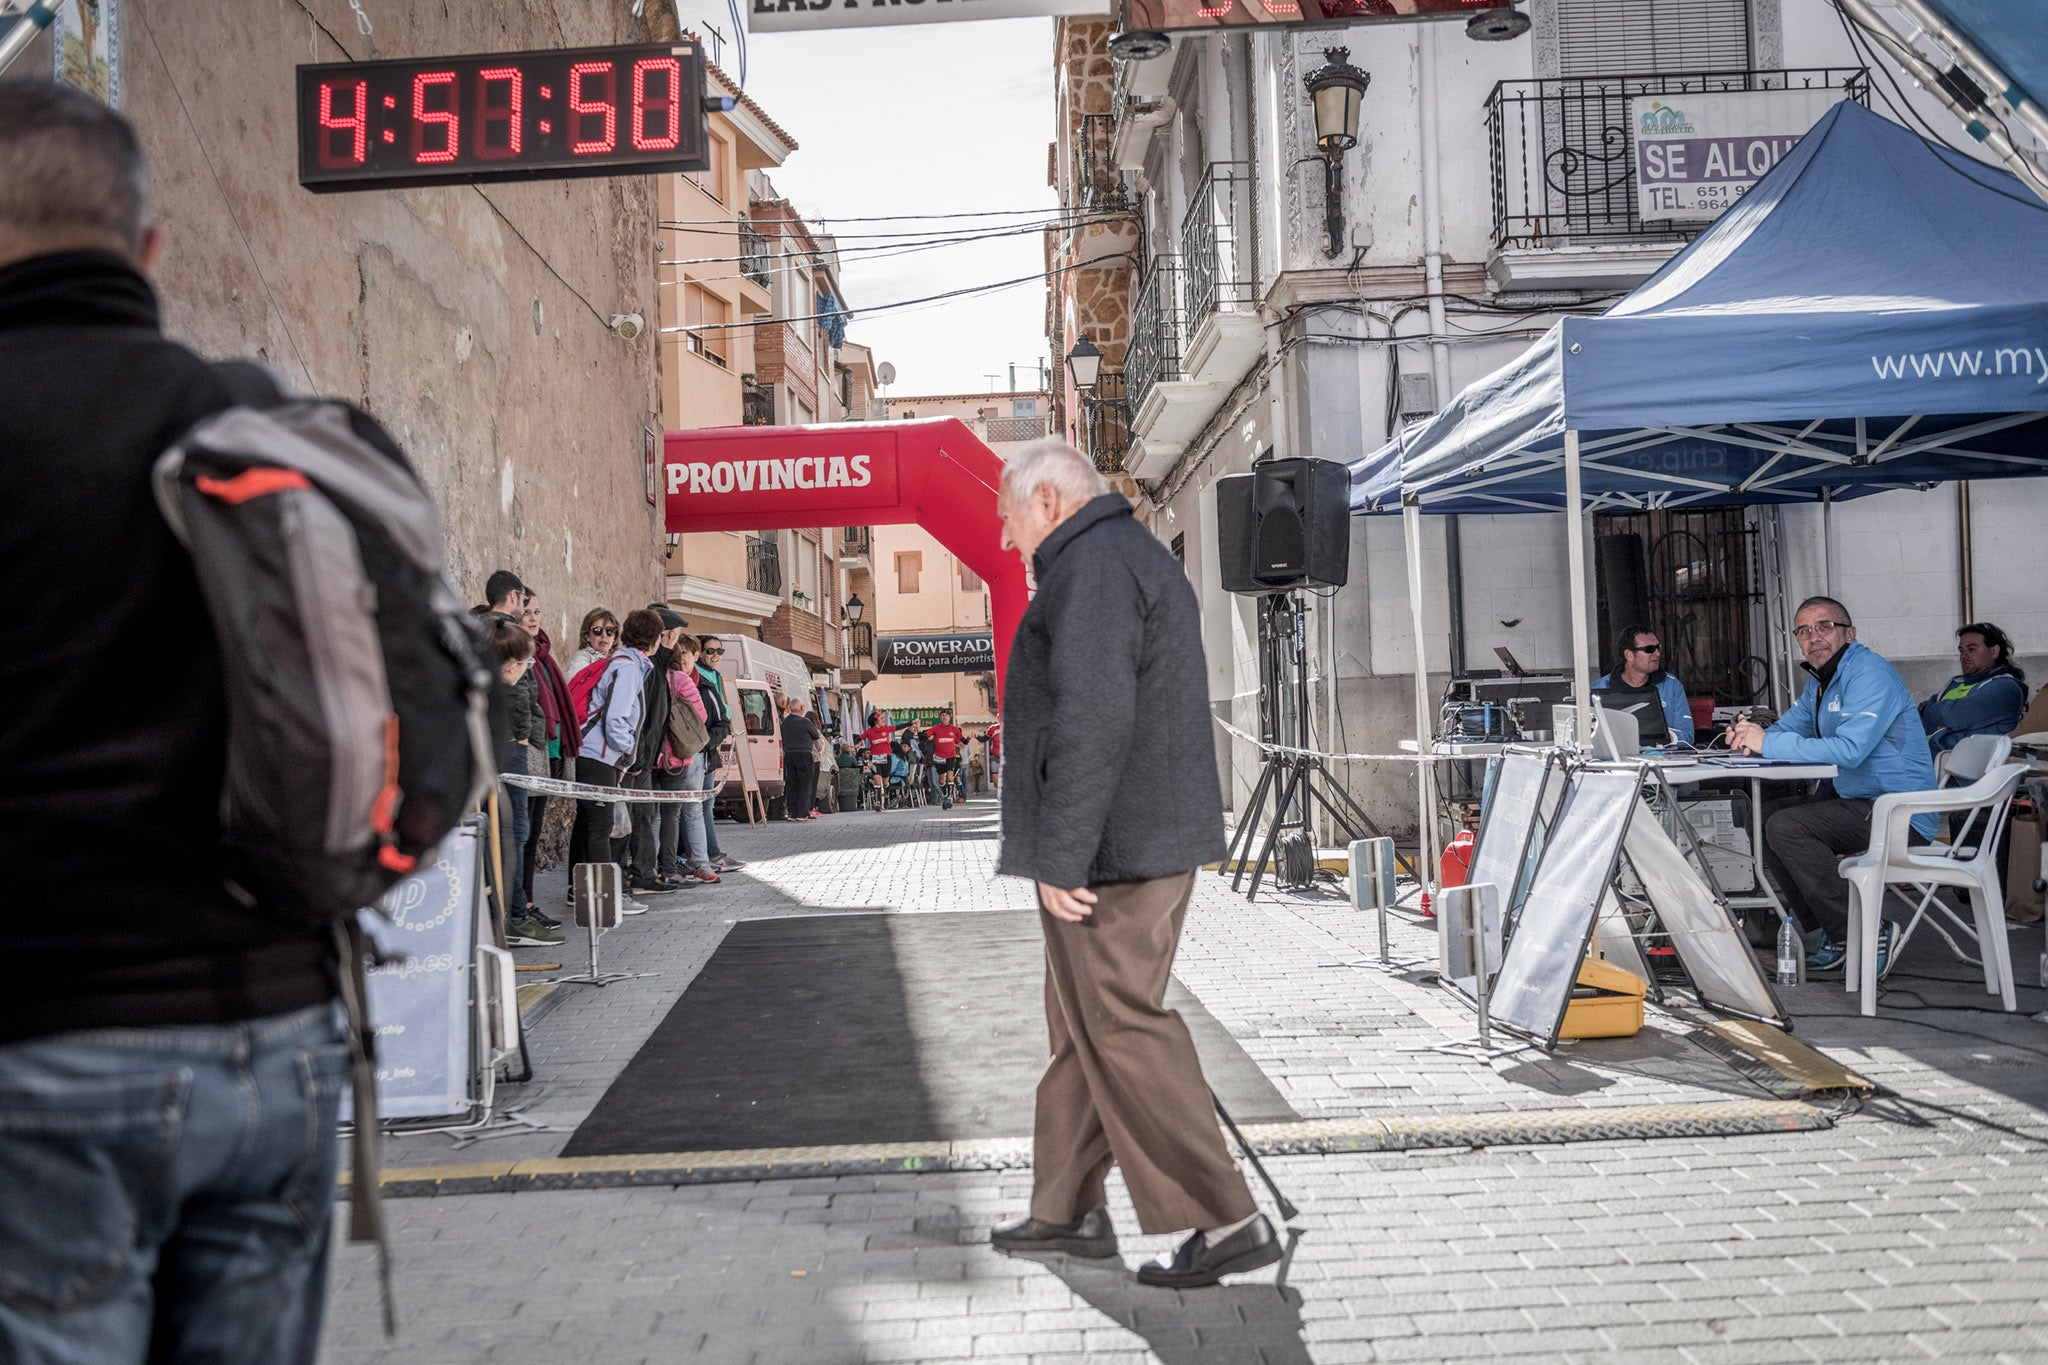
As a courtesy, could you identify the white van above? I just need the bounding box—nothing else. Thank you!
[709,636,810,817]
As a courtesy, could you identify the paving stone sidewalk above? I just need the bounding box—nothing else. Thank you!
[322,796,2048,1361]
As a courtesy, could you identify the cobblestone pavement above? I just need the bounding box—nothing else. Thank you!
[322,795,2048,1362]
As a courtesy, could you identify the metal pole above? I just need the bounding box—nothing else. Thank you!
[1958,481,1975,623]
[1403,499,1441,920]
[1563,430,1592,748]
[0,0,66,77]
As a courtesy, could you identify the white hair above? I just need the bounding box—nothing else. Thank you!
[1001,438,1108,509]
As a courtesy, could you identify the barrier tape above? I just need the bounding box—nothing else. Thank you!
[1210,714,1461,765]
[501,772,718,804]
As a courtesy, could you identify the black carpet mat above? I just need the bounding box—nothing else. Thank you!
[560,910,1296,1157]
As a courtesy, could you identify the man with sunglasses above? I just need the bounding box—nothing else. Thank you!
[1728,596,1937,977]
[1593,625,1694,745]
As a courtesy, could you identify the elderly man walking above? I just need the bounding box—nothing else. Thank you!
[988,439,1276,1287]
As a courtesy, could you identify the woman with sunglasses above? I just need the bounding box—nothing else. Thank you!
[567,608,620,679]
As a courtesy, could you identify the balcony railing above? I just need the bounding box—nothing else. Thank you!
[745,534,781,597]
[1071,113,1131,211]
[848,622,875,664]
[841,526,871,558]
[986,415,1047,444]
[1126,255,1183,416]
[1084,370,1131,473]
[739,221,770,287]
[1487,68,1869,250]
[1181,162,1256,327]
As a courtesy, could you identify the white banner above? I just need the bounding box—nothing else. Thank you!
[1631,87,1844,223]
[748,0,1109,34]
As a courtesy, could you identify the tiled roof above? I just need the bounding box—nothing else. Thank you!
[707,59,798,155]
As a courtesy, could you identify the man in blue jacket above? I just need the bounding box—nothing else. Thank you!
[1919,621,2028,755]
[1730,597,1938,976]
[1593,624,1694,745]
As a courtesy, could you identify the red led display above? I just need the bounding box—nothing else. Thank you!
[1126,0,1509,33]
[297,43,707,192]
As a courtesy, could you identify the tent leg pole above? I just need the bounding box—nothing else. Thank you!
[1564,430,1592,746]
[1403,500,1440,922]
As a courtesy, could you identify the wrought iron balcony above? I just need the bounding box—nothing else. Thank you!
[841,526,871,558]
[1126,255,1183,417]
[1487,68,1869,250]
[1071,113,1131,212]
[745,534,781,597]
[739,221,770,288]
[1085,370,1131,474]
[1180,162,1256,327]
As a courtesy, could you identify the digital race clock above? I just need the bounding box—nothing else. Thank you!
[296,43,709,193]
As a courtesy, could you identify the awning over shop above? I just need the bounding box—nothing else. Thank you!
[1352,101,2048,516]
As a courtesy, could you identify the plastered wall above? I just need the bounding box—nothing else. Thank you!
[113,0,664,643]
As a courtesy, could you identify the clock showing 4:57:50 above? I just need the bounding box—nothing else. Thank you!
[296,42,710,193]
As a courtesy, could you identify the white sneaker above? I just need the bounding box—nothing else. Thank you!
[619,898,650,917]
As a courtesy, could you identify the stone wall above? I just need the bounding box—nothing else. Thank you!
[111,0,663,641]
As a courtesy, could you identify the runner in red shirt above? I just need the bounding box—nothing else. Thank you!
[859,711,896,811]
[929,710,965,808]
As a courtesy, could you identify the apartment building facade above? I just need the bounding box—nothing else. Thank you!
[656,88,877,727]
[1048,2,2048,837]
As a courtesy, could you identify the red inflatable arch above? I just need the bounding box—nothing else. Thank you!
[663,418,1025,703]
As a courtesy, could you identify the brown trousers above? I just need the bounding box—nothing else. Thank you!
[1030,871,1258,1234]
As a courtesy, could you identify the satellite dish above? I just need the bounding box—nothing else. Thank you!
[877,361,897,386]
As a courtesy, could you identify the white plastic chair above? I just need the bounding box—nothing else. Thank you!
[1900,735,2015,966]
[1840,761,2030,1016]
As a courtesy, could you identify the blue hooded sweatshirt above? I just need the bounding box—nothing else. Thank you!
[1592,671,1694,744]
[1919,669,2027,754]
[1763,640,1939,837]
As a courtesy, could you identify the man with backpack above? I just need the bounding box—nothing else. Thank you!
[624,605,686,893]
[0,80,453,1362]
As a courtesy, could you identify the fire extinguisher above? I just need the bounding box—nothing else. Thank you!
[1422,829,1475,918]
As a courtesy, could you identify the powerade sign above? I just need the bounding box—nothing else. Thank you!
[1631,87,1843,222]
[876,631,995,673]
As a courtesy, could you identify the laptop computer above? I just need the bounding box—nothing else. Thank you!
[1552,699,1641,760]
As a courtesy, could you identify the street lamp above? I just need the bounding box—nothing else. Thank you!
[1065,335,1103,392]
[844,592,865,625]
[1303,48,1369,260]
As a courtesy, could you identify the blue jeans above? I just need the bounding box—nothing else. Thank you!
[696,758,724,861]
[0,1001,349,1365]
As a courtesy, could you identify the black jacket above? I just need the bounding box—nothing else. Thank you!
[0,252,332,1041]
[631,646,676,774]
[997,493,1226,888]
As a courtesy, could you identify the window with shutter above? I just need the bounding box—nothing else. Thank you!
[1556,0,1752,78]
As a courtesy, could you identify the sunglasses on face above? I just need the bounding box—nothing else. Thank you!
[1630,643,1662,654]
[591,625,617,638]
[703,648,724,657]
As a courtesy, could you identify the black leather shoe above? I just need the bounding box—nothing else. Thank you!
[990,1207,1118,1259]
[1136,1215,1281,1288]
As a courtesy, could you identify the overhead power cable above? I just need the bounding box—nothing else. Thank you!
[654,205,1089,228]
[658,251,1137,334]
[656,215,1127,273]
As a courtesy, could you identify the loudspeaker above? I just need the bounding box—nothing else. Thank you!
[1594,533,1650,670]
[1217,458,1351,595]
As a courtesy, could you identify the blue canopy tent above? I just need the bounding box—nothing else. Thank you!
[1348,100,2048,881]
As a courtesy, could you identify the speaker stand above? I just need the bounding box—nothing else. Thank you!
[1222,593,1408,902]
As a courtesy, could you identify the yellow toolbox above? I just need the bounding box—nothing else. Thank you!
[1558,956,1647,1039]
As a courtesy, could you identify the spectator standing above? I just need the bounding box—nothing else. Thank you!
[572,609,657,890]
[781,697,823,820]
[481,568,524,621]
[484,619,560,946]
[1920,622,2028,755]
[566,607,619,680]
[652,635,721,885]
[693,636,743,871]
[0,80,361,1360]
[522,590,574,921]
[625,605,686,893]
